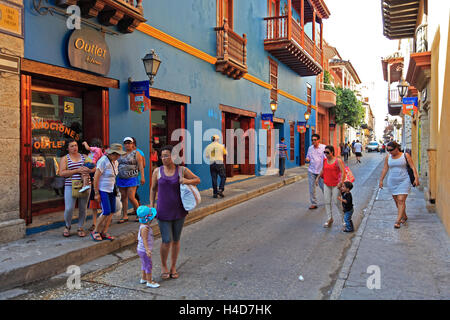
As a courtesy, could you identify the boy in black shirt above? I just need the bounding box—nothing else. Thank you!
[338,181,354,232]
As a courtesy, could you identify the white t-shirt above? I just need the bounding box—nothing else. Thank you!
[354,143,363,153]
[96,155,118,193]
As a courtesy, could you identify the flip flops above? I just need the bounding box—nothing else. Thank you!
[118,218,129,224]
[90,231,102,242]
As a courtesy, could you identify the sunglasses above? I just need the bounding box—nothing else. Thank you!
[324,151,330,154]
[124,141,132,144]
[312,139,318,141]
[387,148,394,152]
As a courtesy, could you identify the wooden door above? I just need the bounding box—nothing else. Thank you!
[300,132,306,165]
[20,75,32,225]
[240,117,250,174]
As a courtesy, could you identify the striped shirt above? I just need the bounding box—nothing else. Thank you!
[65,154,85,187]
[277,142,288,158]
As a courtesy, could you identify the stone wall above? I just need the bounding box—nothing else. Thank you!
[0,0,26,243]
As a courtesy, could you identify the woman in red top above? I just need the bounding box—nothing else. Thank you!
[316,145,346,228]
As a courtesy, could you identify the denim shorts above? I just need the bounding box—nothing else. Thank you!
[157,217,186,243]
[99,191,116,216]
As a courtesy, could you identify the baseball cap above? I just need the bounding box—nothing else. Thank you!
[136,206,157,224]
[123,137,133,143]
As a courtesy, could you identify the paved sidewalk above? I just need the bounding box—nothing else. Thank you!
[0,166,308,293]
[332,186,450,300]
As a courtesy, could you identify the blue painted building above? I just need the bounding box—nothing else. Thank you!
[22,0,330,222]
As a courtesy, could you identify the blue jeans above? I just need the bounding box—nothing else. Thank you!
[279,157,286,176]
[344,209,354,231]
[210,163,226,194]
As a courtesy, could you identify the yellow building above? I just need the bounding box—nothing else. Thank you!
[382,0,450,235]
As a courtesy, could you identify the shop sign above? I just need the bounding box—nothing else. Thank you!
[68,28,111,76]
[32,118,81,150]
[261,113,273,130]
[297,121,306,133]
[402,97,418,117]
[129,80,150,113]
[0,0,23,38]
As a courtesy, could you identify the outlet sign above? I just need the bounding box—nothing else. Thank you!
[68,28,111,76]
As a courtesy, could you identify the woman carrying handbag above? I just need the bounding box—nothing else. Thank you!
[150,145,200,280]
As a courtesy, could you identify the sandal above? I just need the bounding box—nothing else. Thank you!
[63,226,71,237]
[90,231,103,242]
[323,219,333,228]
[118,218,129,224]
[88,224,96,232]
[161,272,170,280]
[170,272,179,279]
[394,220,401,229]
[100,233,115,241]
[401,216,408,224]
[77,228,86,237]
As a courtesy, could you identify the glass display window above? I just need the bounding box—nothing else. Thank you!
[31,91,83,204]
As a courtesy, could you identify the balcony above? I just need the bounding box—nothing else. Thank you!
[406,24,431,91]
[318,84,336,108]
[56,0,146,33]
[388,89,402,116]
[264,15,322,76]
[214,19,248,80]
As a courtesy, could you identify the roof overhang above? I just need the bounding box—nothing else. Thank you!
[311,0,331,19]
[381,0,420,39]
[381,55,404,82]
[329,59,362,84]
[405,51,431,91]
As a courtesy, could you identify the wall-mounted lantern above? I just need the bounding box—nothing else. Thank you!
[397,77,409,99]
[270,100,278,116]
[142,49,161,86]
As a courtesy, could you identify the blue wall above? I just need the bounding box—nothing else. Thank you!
[24,0,318,203]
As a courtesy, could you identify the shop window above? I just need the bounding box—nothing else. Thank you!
[31,91,83,205]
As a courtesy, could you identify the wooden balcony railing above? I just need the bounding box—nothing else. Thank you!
[264,15,289,41]
[264,15,322,76]
[56,0,146,33]
[215,19,248,80]
[389,89,402,104]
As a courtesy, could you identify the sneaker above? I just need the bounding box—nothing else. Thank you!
[343,229,354,233]
[218,191,225,198]
[146,281,160,288]
[139,279,146,284]
[79,185,91,193]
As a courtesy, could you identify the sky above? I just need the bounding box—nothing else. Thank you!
[323,0,400,140]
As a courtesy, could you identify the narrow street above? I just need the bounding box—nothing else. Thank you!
[15,153,385,300]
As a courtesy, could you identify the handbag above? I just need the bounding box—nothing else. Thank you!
[336,159,355,183]
[178,166,201,211]
[72,179,88,198]
[404,154,415,186]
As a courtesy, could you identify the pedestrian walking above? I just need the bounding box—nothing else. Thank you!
[90,143,126,241]
[337,181,354,232]
[150,145,200,280]
[117,137,145,224]
[136,205,160,288]
[379,141,420,229]
[354,140,363,163]
[132,137,146,212]
[342,143,350,162]
[305,134,326,209]
[276,137,288,176]
[58,140,91,238]
[316,145,346,228]
[351,140,356,155]
[205,135,227,198]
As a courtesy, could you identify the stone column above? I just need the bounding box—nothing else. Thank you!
[0,0,26,243]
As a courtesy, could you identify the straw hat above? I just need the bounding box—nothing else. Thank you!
[105,143,126,155]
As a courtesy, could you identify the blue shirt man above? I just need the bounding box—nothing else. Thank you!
[276,138,288,176]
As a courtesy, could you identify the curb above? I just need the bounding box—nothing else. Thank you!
[329,185,380,300]
[0,172,307,292]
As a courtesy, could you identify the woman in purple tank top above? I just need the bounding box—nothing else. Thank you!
[150,145,200,280]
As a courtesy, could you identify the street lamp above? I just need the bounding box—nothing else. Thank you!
[304,110,311,122]
[270,100,278,116]
[397,77,409,99]
[142,49,161,86]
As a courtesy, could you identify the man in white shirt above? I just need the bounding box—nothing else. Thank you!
[354,140,363,163]
[305,134,326,209]
[205,135,227,198]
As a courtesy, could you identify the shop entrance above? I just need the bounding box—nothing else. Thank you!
[150,98,185,170]
[221,105,256,178]
[20,75,111,225]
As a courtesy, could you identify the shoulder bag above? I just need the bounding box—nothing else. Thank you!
[404,153,415,186]
[178,166,201,211]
